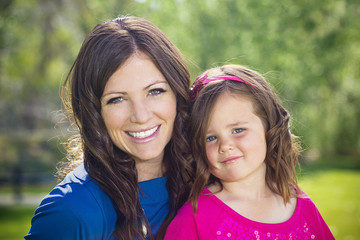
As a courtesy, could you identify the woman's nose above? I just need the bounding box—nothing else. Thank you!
[219,138,234,153]
[130,100,152,123]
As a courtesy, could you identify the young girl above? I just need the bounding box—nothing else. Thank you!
[164,65,335,239]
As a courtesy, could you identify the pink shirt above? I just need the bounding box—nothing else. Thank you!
[165,188,334,240]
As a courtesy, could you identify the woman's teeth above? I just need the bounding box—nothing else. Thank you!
[128,126,159,139]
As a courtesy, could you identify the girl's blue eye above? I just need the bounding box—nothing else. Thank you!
[107,97,124,104]
[233,128,244,134]
[149,88,165,96]
[206,136,217,142]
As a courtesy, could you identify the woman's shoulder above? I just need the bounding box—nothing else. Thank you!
[25,164,117,239]
[45,164,115,216]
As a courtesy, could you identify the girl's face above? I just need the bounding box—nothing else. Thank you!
[205,93,267,183]
[101,52,177,164]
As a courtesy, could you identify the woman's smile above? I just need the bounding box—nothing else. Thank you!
[126,125,160,141]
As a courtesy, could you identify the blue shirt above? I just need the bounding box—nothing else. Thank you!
[25,164,170,239]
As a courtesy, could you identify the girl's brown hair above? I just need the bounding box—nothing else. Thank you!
[189,64,300,211]
[60,17,193,239]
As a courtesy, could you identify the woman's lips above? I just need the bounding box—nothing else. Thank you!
[127,125,160,140]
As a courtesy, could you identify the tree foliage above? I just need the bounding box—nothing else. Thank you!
[132,0,360,157]
[0,0,359,178]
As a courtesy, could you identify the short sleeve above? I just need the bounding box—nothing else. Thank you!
[24,180,116,240]
[24,193,84,240]
[164,203,199,240]
[301,196,335,240]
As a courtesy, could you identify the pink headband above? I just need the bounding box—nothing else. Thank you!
[189,74,255,102]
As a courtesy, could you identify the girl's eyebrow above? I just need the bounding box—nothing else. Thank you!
[206,121,249,134]
[227,121,248,128]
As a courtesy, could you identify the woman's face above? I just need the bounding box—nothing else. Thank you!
[101,52,177,164]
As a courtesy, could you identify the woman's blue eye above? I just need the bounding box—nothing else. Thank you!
[233,128,244,134]
[107,97,123,104]
[149,88,165,96]
[206,136,217,142]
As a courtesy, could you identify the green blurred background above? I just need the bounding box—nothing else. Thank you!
[0,0,359,239]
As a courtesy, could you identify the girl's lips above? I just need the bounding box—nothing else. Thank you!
[222,156,242,164]
[126,125,160,140]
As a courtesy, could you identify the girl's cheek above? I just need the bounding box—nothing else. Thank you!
[205,144,217,161]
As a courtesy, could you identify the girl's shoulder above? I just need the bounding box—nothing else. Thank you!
[174,187,222,218]
[164,188,225,240]
[294,191,335,239]
[291,187,319,211]
[296,190,317,209]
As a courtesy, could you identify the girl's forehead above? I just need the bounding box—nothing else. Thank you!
[214,92,254,109]
[208,94,255,123]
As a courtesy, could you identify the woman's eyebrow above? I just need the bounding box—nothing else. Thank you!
[102,80,169,99]
[144,80,169,90]
[101,91,127,100]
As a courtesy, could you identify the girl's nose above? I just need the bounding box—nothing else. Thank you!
[130,100,152,123]
[218,138,234,153]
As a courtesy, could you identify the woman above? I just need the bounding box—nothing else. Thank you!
[25,16,193,240]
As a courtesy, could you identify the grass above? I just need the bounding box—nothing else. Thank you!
[299,169,360,239]
[0,205,36,240]
[0,184,53,240]
[1,158,359,240]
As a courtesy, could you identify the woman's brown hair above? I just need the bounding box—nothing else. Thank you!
[189,64,300,211]
[60,17,193,239]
